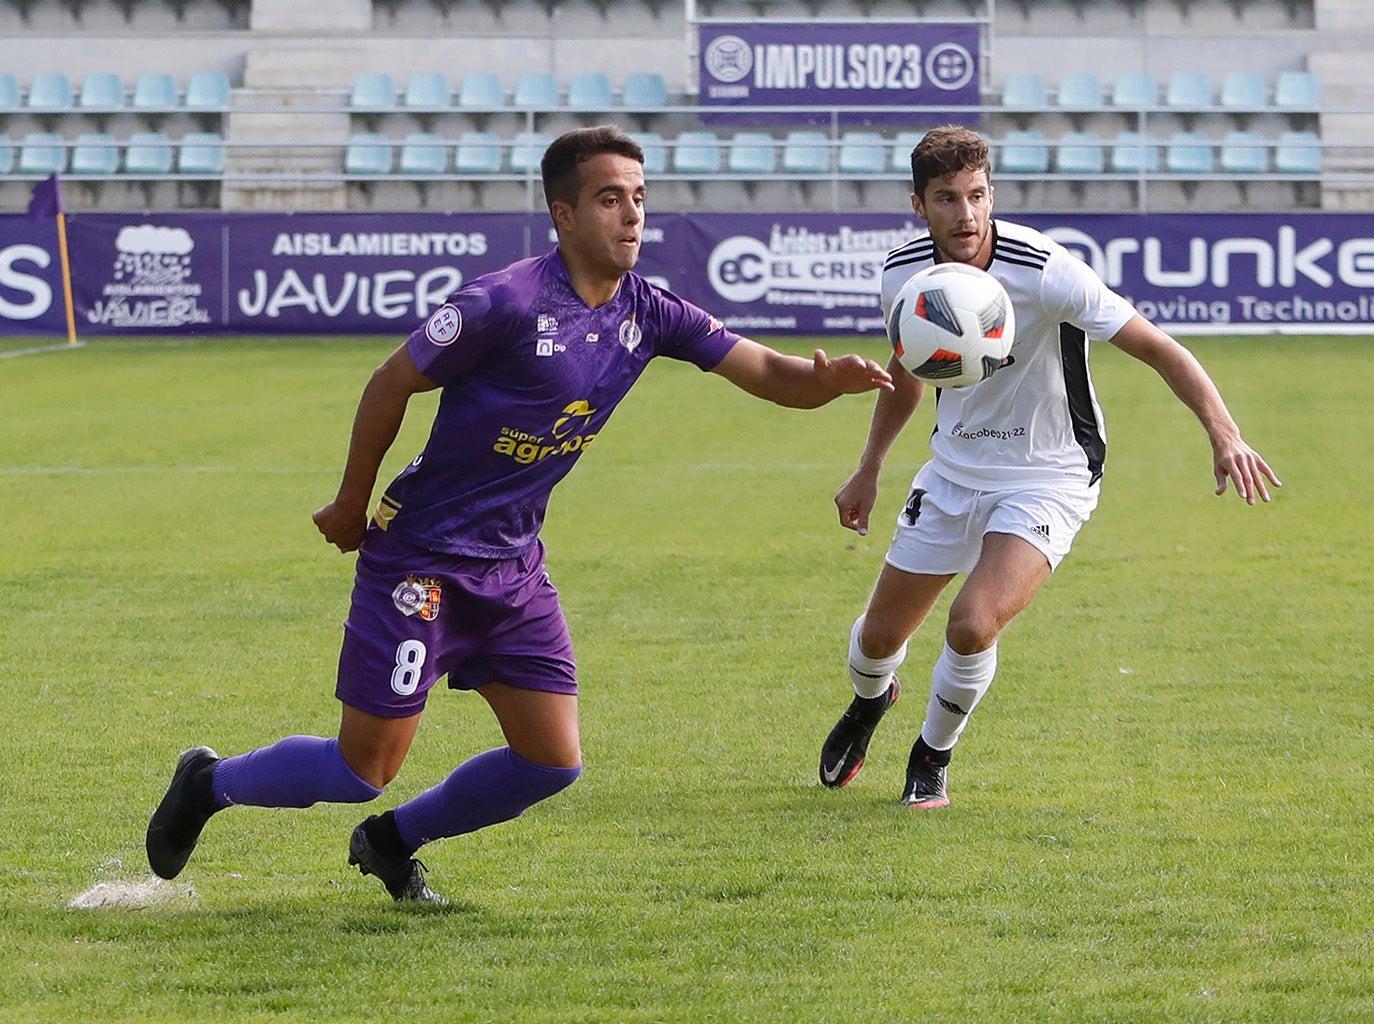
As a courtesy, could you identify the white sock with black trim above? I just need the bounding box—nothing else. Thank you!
[920,641,997,751]
[847,615,907,699]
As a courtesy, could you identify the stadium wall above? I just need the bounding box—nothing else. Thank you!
[6,208,1374,337]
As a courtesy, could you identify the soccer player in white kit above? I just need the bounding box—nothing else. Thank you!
[818,125,1282,808]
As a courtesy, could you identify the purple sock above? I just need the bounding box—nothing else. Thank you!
[212,735,382,809]
[394,746,582,850]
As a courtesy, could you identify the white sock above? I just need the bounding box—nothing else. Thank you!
[847,615,907,699]
[920,641,997,751]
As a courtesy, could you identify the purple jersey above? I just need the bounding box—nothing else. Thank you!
[373,248,742,558]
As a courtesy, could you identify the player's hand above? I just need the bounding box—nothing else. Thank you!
[835,467,881,536]
[814,349,895,395]
[1212,438,1282,505]
[313,499,369,552]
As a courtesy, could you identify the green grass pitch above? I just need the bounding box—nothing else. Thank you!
[1,333,1370,1023]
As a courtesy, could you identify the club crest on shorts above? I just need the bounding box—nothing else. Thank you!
[392,577,443,620]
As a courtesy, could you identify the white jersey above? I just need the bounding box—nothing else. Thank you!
[882,219,1137,490]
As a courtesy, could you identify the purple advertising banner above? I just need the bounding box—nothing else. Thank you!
[4,209,1373,338]
[697,21,980,123]
[0,214,68,336]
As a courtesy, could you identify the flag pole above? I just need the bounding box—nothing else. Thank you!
[55,209,78,345]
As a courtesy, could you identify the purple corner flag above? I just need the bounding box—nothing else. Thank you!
[27,173,63,218]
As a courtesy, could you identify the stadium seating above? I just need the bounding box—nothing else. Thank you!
[1275,130,1321,174]
[782,130,830,175]
[621,71,668,111]
[19,133,67,174]
[0,74,19,112]
[458,72,505,111]
[454,132,503,175]
[1001,72,1047,110]
[184,72,231,113]
[837,132,887,175]
[633,131,667,175]
[178,132,227,175]
[1111,71,1157,110]
[727,131,776,175]
[1219,131,1269,174]
[1274,70,1321,110]
[403,72,451,112]
[513,73,558,111]
[78,73,125,113]
[70,133,120,175]
[351,73,397,117]
[132,73,179,114]
[999,130,1050,174]
[1220,72,1267,112]
[0,135,13,175]
[124,131,174,175]
[27,73,74,112]
[1165,72,1212,111]
[1165,131,1214,175]
[509,131,552,174]
[672,131,721,175]
[398,132,448,175]
[567,73,613,111]
[1057,72,1104,112]
[1110,131,1160,174]
[343,132,392,176]
[1055,132,1105,175]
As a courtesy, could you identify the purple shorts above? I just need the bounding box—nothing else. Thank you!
[335,529,577,718]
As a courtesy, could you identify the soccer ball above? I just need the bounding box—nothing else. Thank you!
[886,263,1016,388]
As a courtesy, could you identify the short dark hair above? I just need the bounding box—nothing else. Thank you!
[909,125,991,198]
[540,124,644,211]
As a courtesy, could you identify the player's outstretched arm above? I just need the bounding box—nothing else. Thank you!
[1109,315,1282,505]
[835,354,923,535]
[313,344,440,552]
[711,338,893,409]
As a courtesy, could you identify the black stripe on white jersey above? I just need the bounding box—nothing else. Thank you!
[995,236,1051,264]
[884,241,934,275]
[1059,324,1106,484]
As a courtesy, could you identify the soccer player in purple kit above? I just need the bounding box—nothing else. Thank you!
[147,124,893,904]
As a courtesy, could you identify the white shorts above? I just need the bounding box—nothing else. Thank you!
[883,464,1099,576]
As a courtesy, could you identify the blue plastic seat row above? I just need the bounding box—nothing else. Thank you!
[1001,70,1322,111]
[5,131,226,176]
[1,72,231,113]
[994,130,1322,175]
[351,71,669,114]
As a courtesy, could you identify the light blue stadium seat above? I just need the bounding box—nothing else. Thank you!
[1165,72,1212,111]
[1274,71,1321,110]
[133,73,179,112]
[403,72,451,111]
[454,131,502,174]
[1219,72,1267,112]
[633,131,667,175]
[673,131,721,174]
[19,132,66,174]
[27,73,74,111]
[184,72,231,112]
[343,132,392,175]
[1165,131,1213,174]
[1110,131,1159,173]
[890,131,923,174]
[999,130,1049,174]
[1275,131,1321,174]
[18,134,62,177]
[1219,131,1268,174]
[178,132,226,174]
[0,74,21,112]
[513,72,558,110]
[838,131,887,174]
[780,130,830,174]
[510,131,553,174]
[622,72,668,110]
[124,131,174,175]
[567,72,613,111]
[399,132,448,175]
[70,132,120,174]
[1055,132,1104,174]
[0,134,13,174]
[1000,72,1047,110]
[351,73,396,112]
[458,72,505,110]
[728,131,775,175]
[1057,72,1104,111]
[1111,71,1157,109]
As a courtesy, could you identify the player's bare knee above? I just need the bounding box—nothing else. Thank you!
[858,621,909,661]
[944,611,1000,656]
